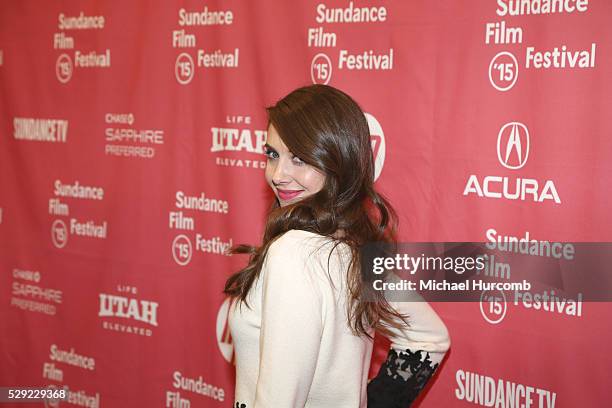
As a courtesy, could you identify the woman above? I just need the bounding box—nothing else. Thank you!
[225,84,450,408]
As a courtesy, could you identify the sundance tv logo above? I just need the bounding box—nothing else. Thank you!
[216,299,234,363]
[365,113,385,182]
[463,122,560,204]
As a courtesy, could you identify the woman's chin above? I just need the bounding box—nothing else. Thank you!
[277,195,303,207]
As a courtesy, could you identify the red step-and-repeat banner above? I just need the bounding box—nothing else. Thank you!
[1,1,611,407]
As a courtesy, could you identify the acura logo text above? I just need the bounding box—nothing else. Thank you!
[463,122,561,204]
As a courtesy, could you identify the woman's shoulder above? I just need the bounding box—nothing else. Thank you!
[268,229,352,265]
[278,229,327,239]
[270,229,343,251]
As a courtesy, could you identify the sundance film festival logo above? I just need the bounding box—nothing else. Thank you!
[42,384,99,408]
[51,219,68,248]
[171,232,232,265]
[479,289,507,324]
[311,53,333,84]
[488,51,519,92]
[463,122,560,204]
[174,49,239,84]
[55,54,73,83]
[172,234,193,266]
[175,52,194,84]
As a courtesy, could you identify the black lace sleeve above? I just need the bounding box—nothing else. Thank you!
[367,348,441,408]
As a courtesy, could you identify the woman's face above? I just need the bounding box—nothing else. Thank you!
[264,124,325,207]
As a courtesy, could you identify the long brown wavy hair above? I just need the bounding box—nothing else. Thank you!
[223,84,407,338]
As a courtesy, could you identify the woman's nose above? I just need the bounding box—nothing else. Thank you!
[271,158,291,185]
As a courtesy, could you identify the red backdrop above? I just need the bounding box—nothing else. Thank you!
[1,1,611,407]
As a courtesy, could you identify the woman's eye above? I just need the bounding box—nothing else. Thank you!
[264,149,278,160]
[292,155,305,165]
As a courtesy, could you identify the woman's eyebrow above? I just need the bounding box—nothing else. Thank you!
[263,143,277,152]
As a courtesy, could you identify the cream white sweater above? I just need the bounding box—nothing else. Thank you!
[229,230,450,408]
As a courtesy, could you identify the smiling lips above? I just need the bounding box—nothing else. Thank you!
[276,188,304,201]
